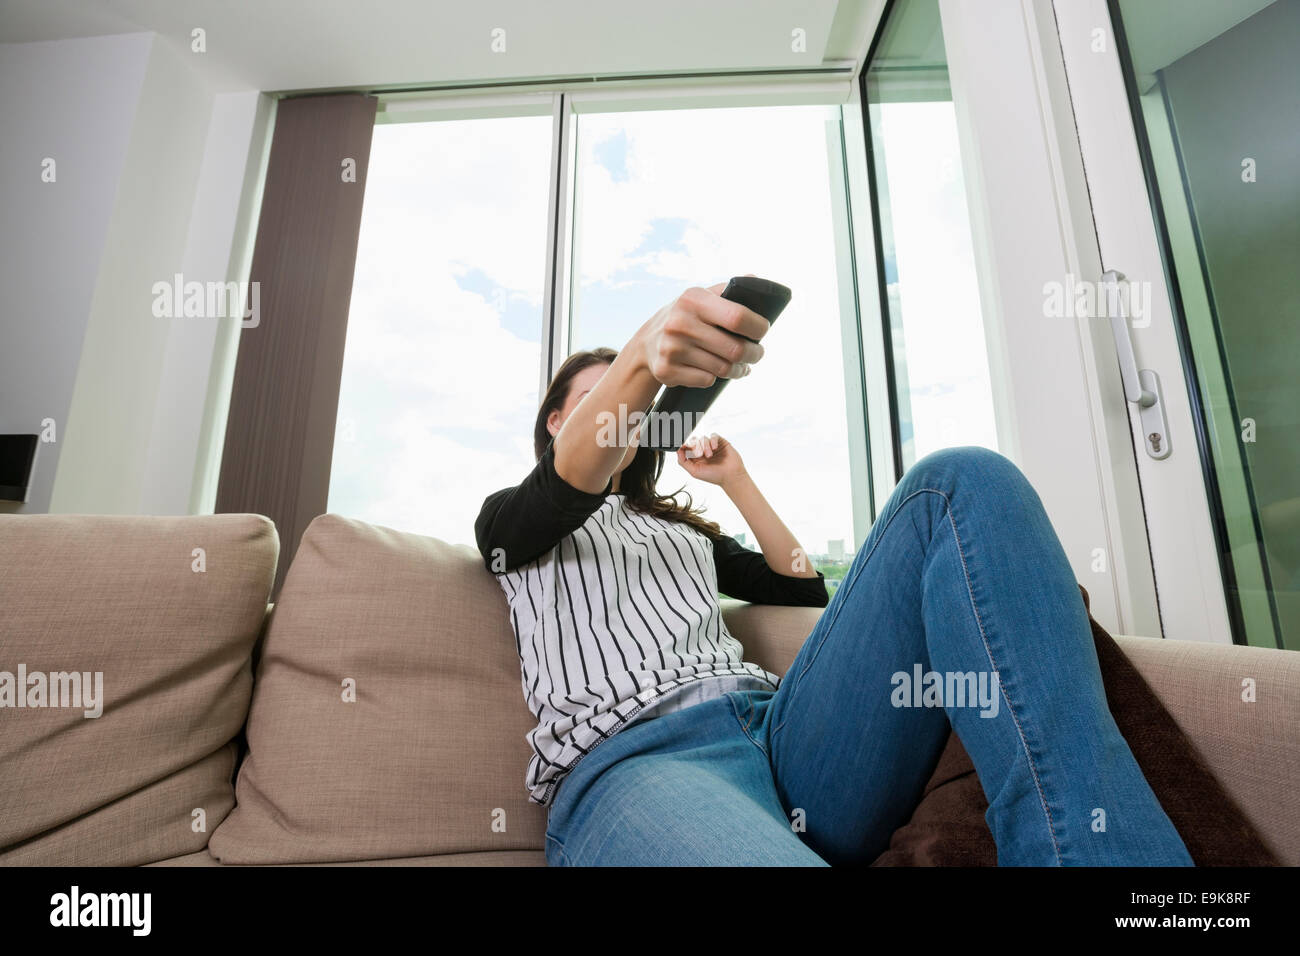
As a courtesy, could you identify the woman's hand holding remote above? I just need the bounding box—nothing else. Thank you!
[633,281,769,387]
[552,281,769,495]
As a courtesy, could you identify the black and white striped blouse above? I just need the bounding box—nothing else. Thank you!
[475,440,829,807]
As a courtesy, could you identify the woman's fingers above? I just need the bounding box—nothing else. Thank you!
[678,287,770,351]
[679,433,725,460]
[661,343,752,383]
[666,315,763,371]
[650,359,719,388]
[643,282,767,387]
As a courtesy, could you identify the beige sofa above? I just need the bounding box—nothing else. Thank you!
[1,512,1296,866]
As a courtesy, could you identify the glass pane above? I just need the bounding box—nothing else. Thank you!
[863,0,999,471]
[568,104,858,591]
[1115,0,1299,650]
[328,116,552,545]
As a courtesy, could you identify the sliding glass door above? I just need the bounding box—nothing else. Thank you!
[1111,0,1298,649]
[1056,0,1297,648]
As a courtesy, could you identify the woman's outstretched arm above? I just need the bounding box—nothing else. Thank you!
[553,283,770,493]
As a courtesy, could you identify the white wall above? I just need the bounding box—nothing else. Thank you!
[138,89,274,515]
[0,32,152,514]
[48,33,211,514]
[0,31,269,516]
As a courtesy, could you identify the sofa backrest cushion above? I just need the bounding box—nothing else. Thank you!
[1113,633,1299,865]
[0,514,277,865]
[208,514,549,863]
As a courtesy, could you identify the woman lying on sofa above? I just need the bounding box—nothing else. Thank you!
[473,280,1193,867]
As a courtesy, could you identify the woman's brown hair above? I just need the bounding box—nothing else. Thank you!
[534,348,724,541]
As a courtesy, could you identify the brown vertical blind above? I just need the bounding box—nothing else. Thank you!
[216,93,378,598]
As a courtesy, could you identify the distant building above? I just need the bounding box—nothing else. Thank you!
[735,532,748,547]
[828,539,845,562]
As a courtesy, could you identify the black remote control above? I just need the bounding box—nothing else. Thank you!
[641,276,792,451]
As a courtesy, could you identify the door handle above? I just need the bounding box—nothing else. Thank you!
[1102,269,1170,460]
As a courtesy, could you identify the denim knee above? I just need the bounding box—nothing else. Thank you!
[903,446,1027,499]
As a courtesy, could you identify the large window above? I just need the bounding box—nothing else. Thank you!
[1112,0,1298,650]
[568,105,858,586]
[328,116,553,543]
[327,83,991,594]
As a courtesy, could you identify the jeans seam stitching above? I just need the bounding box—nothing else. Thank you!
[939,487,1065,866]
[771,488,942,741]
[545,832,571,866]
[766,472,1066,865]
[728,691,769,758]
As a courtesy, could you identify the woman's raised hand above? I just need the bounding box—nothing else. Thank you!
[677,433,746,488]
[633,281,769,387]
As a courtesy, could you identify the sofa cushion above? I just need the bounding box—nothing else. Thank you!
[208,514,548,864]
[147,848,546,866]
[1114,632,1300,865]
[870,589,1280,866]
[0,514,277,865]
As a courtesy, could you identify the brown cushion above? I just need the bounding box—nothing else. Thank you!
[0,514,277,865]
[207,514,548,864]
[871,586,1279,866]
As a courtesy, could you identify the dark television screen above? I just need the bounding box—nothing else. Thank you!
[0,434,39,502]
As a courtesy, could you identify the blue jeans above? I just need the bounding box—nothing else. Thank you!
[544,447,1194,866]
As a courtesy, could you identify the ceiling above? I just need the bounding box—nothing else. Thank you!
[0,0,883,94]
[1118,0,1277,76]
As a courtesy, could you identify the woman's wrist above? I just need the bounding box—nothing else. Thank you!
[551,332,661,494]
[619,325,662,403]
[720,468,754,499]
